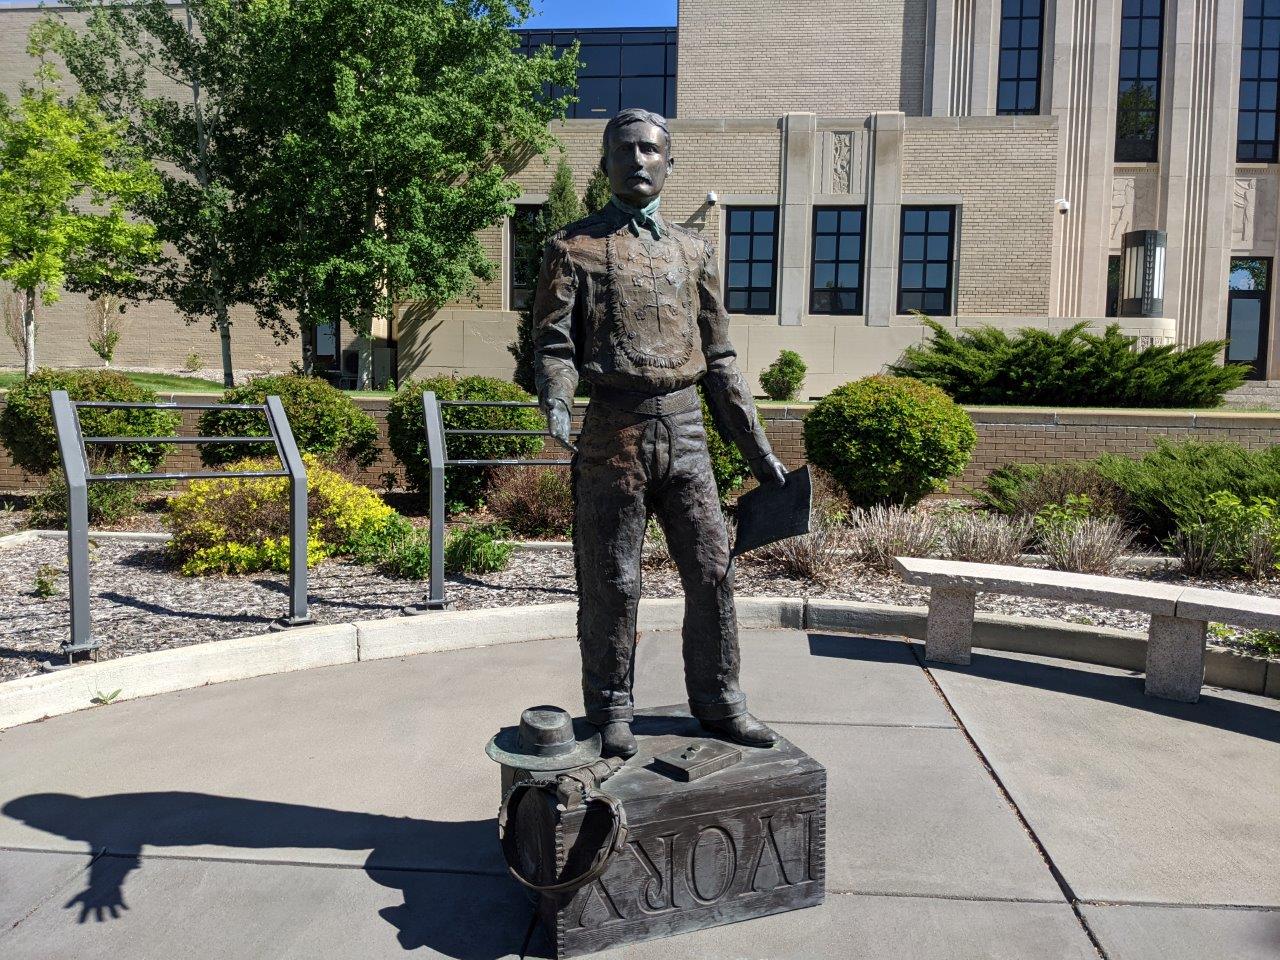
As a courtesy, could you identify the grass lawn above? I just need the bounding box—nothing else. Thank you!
[0,369,226,393]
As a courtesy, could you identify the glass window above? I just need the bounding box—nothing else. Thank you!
[810,206,866,315]
[1239,0,1280,162]
[1106,255,1122,317]
[1116,0,1164,162]
[725,207,779,315]
[898,206,956,316]
[997,0,1044,116]
[517,27,678,118]
[509,205,543,312]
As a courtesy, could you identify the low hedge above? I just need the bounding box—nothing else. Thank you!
[197,375,378,469]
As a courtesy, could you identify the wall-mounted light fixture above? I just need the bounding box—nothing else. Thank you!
[1120,229,1166,318]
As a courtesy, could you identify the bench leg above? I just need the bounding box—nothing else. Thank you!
[1145,615,1207,703]
[925,587,976,665]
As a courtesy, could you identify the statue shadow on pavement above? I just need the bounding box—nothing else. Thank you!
[2,792,546,959]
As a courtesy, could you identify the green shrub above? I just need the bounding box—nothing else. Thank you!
[1241,630,1280,657]
[197,375,378,469]
[388,376,544,511]
[804,375,977,507]
[1170,491,1280,580]
[978,461,1128,519]
[166,455,405,575]
[759,350,807,402]
[445,522,513,574]
[1095,440,1280,542]
[890,319,1248,408]
[30,473,156,528]
[0,368,178,476]
[701,394,752,501]
[486,466,573,539]
[379,528,433,580]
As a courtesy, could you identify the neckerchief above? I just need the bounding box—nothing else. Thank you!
[610,195,665,241]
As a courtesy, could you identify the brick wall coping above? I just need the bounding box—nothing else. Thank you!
[10,392,1275,429]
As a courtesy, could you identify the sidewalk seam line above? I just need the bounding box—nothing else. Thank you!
[0,847,104,944]
[905,640,1111,960]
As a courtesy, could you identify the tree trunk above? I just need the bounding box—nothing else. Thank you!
[214,296,234,387]
[22,288,37,377]
[357,326,373,390]
[301,333,315,376]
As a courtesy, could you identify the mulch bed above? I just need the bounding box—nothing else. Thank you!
[2,535,1276,684]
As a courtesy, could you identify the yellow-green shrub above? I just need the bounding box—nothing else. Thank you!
[166,455,402,575]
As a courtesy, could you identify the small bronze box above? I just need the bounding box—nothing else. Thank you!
[527,708,826,958]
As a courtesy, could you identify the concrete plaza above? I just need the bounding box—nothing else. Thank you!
[0,628,1276,959]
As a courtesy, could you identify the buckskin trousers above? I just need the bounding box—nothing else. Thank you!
[572,399,748,725]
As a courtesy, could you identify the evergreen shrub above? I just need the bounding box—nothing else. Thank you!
[166,455,406,575]
[700,395,751,501]
[804,375,977,507]
[978,461,1129,519]
[759,349,807,401]
[486,466,573,538]
[387,376,544,511]
[890,319,1248,408]
[197,375,378,469]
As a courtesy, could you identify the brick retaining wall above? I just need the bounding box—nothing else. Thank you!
[2,396,1278,496]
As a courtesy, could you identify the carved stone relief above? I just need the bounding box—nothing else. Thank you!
[832,134,852,192]
[1233,177,1257,248]
[1110,177,1135,242]
[816,131,866,195]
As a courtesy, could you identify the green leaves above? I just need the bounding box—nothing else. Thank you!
[890,319,1249,408]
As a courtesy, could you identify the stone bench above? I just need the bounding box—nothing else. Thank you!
[892,557,1280,703]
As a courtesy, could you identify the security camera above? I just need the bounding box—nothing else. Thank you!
[1055,198,1071,215]
[707,190,718,206]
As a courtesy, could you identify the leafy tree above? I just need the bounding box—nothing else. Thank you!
[584,164,612,214]
[509,157,584,391]
[49,1,281,387]
[0,25,159,376]
[234,0,579,387]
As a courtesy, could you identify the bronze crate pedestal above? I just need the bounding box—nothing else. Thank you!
[514,707,826,958]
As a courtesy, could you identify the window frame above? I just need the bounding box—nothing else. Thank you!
[1238,0,1280,163]
[1115,0,1166,163]
[809,205,867,316]
[723,206,780,316]
[517,27,678,119]
[897,206,958,318]
[996,0,1046,117]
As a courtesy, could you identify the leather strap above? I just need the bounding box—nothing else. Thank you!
[498,778,630,895]
[591,383,700,418]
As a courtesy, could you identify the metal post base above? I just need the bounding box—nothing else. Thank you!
[269,616,317,632]
[42,644,101,672]
[402,600,453,616]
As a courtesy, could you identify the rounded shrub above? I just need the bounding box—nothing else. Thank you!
[804,375,977,507]
[197,375,378,469]
[166,454,407,575]
[759,349,807,402]
[0,368,178,476]
[388,376,544,511]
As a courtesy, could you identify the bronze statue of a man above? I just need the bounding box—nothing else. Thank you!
[533,108,786,758]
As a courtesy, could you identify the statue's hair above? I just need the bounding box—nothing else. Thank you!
[602,108,671,155]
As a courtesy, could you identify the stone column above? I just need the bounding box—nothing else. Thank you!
[1159,0,1243,346]
[1047,0,1123,318]
[1145,614,1207,702]
[778,113,817,328]
[866,112,905,327]
[926,0,1000,117]
[925,587,977,665]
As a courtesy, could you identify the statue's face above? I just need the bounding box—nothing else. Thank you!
[602,121,672,206]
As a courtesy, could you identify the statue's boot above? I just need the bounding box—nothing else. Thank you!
[701,712,779,748]
[598,720,637,759]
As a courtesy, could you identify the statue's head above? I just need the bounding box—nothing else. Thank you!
[601,108,673,207]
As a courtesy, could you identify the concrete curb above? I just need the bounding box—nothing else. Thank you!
[1,598,1274,732]
[0,623,357,731]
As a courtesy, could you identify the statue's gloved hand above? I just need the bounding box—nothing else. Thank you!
[546,400,573,449]
[751,453,788,487]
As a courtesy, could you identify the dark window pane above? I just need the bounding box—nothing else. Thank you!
[621,44,666,75]
[729,209,752,231]
[838,263,860,288]
[578,45,620,77]
[812,290,833,312]
[813,263,835,289]
[814,235,837,260]
[577,77,619,115]
[751,291,772,311]
[752,234,774,259]
[902,235,925,261]
[754,209,775,232]
[1241,3,1280,161]
[998,0,1043,115]
[1117,0,1163,160]
[898,205,955,317]
[728,290,748,311]
[816,210,838,233]
[904,209,927,232]
[620,77,665,112]
[840,209,861,231]
[838,235,860,260]
[751,262,773,288]
[728,263,749,288]
[725,206,779,315]
[838,291,860,312]
[729,234,749,259]
[810,206,866,315]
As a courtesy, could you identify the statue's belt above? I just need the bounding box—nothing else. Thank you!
[591,384,700,418]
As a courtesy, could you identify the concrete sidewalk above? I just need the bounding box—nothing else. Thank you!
[0,629,1275,959]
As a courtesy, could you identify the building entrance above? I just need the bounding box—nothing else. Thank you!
[1227,258,1272,380]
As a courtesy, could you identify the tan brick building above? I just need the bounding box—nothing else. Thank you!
[4,1,1271,393]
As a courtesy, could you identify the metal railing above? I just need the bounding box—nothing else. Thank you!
[50,390,312,666]
[407,391,572,613]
